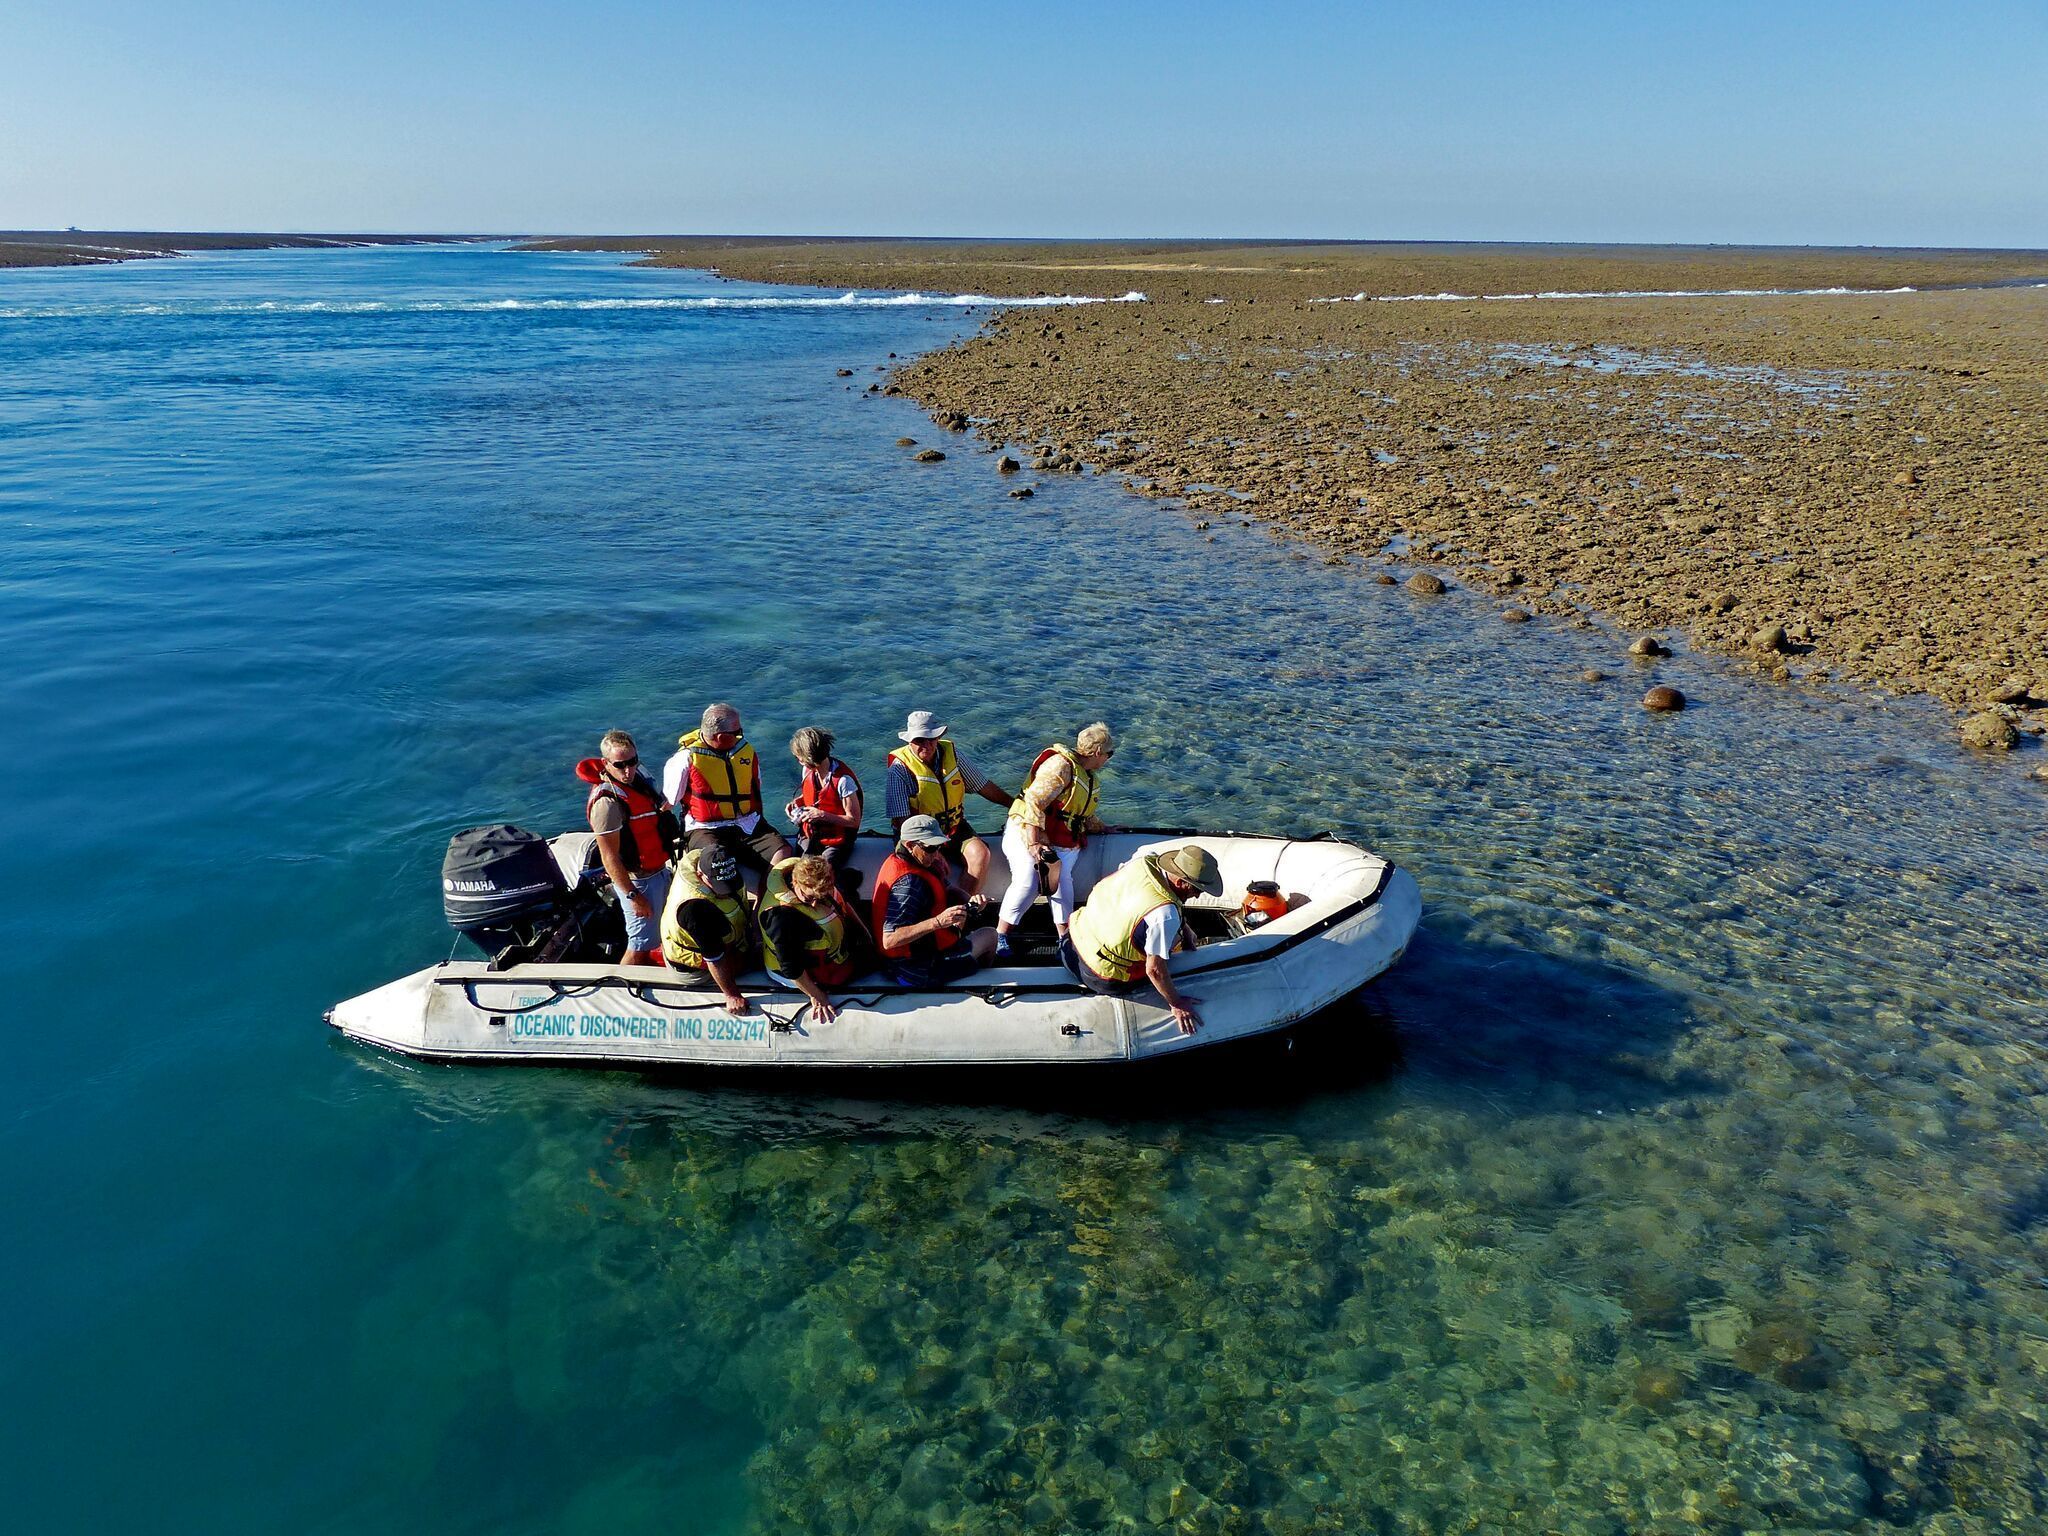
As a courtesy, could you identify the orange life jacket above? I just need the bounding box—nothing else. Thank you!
[795,758,862,849]
[872,851,960,959]
[577,759,668,875]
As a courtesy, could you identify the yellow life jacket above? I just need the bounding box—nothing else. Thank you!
[1008,744,1099,840]
[659,848,752,971]
[1067,853,1179,984]
[889,739,966,833]
[676,729,761,823]
[759,858,853,976]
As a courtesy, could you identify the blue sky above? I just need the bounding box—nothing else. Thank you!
[3,0,2044,246]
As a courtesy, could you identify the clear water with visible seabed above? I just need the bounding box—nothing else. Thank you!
[4,244,2047,1536]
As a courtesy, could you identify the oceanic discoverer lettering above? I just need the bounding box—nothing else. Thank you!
[507,1011,769,1047]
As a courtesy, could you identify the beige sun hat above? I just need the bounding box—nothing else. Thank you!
[898,710,948,742]
[898,814,952,847]
[1156,845,1223,897]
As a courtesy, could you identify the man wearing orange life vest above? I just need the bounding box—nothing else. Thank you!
[872,815,999,987]
[577,729,674,968]
[884,710,1013,898]
[661,702,793,898]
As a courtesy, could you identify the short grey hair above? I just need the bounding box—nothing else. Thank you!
[790,725,835,766]
[1076,721,1114,757]
[701,701,741,733]
[600,729,636,758]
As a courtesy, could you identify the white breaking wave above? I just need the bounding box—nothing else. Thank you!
[0,289,1148,321]
[1310,285,1921,304]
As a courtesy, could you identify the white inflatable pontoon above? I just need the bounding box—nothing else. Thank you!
[327,831,1420,1072]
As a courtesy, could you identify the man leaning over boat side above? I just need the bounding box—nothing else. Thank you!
[663,702,794,899]
[873,815,999,987]
[884,710,1013,899]
[576,730,675,968]
[1061,845,1223,1035]
[660,842,754,1016]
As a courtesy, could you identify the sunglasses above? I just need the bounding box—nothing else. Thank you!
[607,755,639,769]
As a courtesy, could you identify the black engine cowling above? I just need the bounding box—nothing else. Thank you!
[442,824,618,964]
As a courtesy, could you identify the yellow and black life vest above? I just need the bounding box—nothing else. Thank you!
[1008,744,1099,848]
[1067,853,1179,984]
[759,858,853,976]
[659,848,751,971]
[888,739,966,833]
[677,729,761,823]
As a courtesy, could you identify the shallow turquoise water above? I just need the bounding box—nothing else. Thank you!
[4,245,2047,1534]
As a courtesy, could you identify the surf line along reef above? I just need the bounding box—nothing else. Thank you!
[545,236,2048,760]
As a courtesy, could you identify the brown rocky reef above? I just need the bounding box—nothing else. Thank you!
[551,240,2048,746]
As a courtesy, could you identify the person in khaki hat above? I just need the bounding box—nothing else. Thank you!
[1061,845,1223,1034]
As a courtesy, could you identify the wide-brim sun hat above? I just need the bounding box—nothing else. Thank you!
[898,710,948,742]
[1158,845,1224,897]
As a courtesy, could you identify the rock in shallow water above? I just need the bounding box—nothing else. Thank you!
[1632,1362,1687,1412]
[1629,635,1669,657]
[1734,1317,1835,1391]
[1582,668,1609,683]
[913,449,946,463]
[1502,607,1531,623]
[1959,711,2019,751]
[1406,572,1447,595]
[1722,1413,1871,1529]
[1643,685,1687,712]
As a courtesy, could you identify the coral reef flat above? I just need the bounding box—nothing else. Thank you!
[530,238,2048,747]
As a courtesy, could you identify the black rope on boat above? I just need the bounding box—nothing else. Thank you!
[459,980,578,1015]
[624,981,730,1011]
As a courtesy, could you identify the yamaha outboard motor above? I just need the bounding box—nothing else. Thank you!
[442,824,607,965]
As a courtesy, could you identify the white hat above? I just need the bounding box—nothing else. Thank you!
[898,710,948,742]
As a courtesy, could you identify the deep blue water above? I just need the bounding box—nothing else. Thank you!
[4,244,2046,1535]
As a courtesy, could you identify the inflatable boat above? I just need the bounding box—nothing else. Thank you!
[326,829,1420,1072]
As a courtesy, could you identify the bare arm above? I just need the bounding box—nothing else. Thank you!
[789,969,839,1023]
[882,905,968,952]
[808,787,863,830]
[704,953,749,1016]
[593,826,652,920]
[1144,954,1202,1035]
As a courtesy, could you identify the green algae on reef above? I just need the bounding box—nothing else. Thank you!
[535,1048,2048,1536]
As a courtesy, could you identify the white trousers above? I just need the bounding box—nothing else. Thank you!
[999,819,1079,928]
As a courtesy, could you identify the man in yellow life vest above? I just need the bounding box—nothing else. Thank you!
[884,710,1013,898]
[758,854,870,1023]
[662,702,794,898]
[658,843,753,1017]
[1062,845,1223,1035]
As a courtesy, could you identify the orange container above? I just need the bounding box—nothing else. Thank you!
[1239,880,1289,928]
